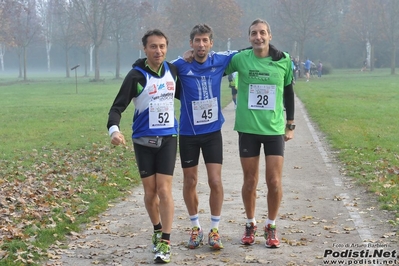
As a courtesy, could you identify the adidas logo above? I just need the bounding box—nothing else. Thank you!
[187,70,194,75]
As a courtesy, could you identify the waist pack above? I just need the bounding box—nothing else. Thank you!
[133,136,163,148]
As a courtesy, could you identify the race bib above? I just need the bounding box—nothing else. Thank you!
[192,98,218,125]
[248,84,276,110]
[149,101,174,128]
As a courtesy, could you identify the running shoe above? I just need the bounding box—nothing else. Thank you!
[208,228,224,250]
[264,224,280,248]
[152,229,162,252]
[240,222,257,245]
[154,239,171,263]
[187,226,203,249]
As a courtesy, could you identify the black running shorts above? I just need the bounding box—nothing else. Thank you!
[238,132,285,158]
[179,130,223,168]
[133,135,177,178]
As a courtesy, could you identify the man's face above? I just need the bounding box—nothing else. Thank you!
[249,23,272,50]
[190,34,213,62]
[144,35,167,67]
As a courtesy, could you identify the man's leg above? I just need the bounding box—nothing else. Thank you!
[182,166,199,216]
[179,135,203,249]
[155,173,174,235]
[265,155,284,220]
[264,155,284,248]
[201,131,224,249]
[142,175,160,226]
[205,163,224,249]
[206,163,223,217]
[241,157,260,219]
[240,156,259,245]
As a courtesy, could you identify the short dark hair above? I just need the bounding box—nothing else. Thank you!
[248,19,271,35]
[142,29,169,47]
[190,24,213,41]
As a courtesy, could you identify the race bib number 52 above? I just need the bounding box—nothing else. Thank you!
[149,101,174,128]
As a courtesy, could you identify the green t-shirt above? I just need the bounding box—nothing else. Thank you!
[225,49,292,135]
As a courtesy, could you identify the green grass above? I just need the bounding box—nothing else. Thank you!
[294,69,399,222]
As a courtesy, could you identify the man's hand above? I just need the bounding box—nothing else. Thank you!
[284,129,294,142]
[182,49,194,62]
[111,131,126,146]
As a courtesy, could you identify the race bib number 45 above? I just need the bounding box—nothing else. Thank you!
[192,97,218,125]
[248,84,276,110]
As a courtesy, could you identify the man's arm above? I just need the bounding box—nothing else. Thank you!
[283,83,294,122]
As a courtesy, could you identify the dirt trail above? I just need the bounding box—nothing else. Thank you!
[49,97,398,266]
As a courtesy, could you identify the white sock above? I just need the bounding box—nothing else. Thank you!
[210,215,220,230]
[189,214,200,229]
[247,218,256,226]
[266,219,275,226]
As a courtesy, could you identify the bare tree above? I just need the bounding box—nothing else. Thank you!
[342,0,383,71]
[108,0,151,79]
[0,1,12,71]
[9,0,42,80]
[72,0,112,81]
[37,0,55,72]
[378,0,399,75]
[53,0,85,77]
[269,0,337,62]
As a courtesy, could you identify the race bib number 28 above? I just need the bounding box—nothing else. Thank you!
[248,84,276,110]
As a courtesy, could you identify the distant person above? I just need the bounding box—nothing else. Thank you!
[304,57,312,82]
[317,61,323,78]
[294,58,300,79]
[361,60,367,71]
[107,29,178,263]
[226,18,295,248]
[291,57,296,84]
[228,72,238,107]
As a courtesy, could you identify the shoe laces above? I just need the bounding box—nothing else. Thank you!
[245,223,254,237]
[267,225,276,239]
[190,227,200,241]
[157,240,170,253]
[152,230,161,242]
[209,229,220,241]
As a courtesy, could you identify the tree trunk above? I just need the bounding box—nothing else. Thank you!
[46,41,52,72]
[115,39,120,79]
[94,44,100,81]
[65,48,70,78]
[18,50,22,78]
[90,44,94,73]
[0,43,5,71]
[391,43,396,75]
[84,48,88,77]
[23,46,27,81]
[370,43,374,71]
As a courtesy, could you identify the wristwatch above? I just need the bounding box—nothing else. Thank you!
[286,124,296,130]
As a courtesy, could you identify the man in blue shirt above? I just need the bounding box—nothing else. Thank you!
[172,24,236,251]
[304,58,312,82]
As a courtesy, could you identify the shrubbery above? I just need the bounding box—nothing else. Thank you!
[322,62,333,75]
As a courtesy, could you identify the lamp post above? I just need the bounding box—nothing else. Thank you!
[71,65,80,94]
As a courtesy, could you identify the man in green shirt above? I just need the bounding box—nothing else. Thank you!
[225,18,295,248]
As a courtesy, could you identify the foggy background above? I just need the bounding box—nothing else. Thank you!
[0,0,398,81]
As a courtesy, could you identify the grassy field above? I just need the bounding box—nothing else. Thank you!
[294,69,399,218]
[0,69,398,265]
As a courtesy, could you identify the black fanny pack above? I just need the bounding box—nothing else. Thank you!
[133,136,163,148]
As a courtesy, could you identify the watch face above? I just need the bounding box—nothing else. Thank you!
[287,124,295,130]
